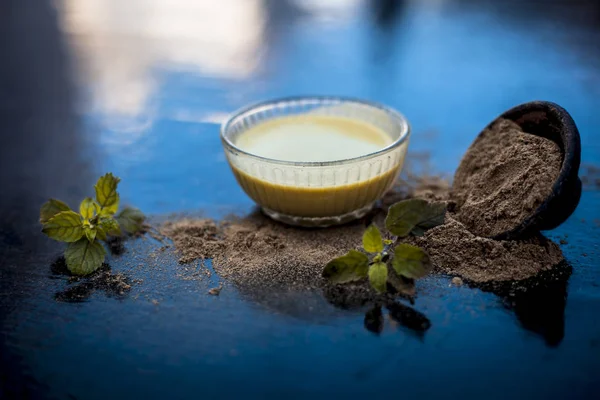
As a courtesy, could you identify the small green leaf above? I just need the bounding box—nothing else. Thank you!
[95,173,120,215]
[368,262,388,293]
[97,217,121,240]
[322,250,369,284]
[64,238,106,275]
[363,224,384,253]
[116,206,146,234]
[385,199,446,237]
[101,217,121,234]
[84,226,97,242]
[392,243,432,279]
[383,239,394,245]
[40,199,70,224]
[96,227,107,241]
[79,197,99,220]
[42,211,84,242]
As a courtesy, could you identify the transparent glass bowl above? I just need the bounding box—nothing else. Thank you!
[220,97,411,227]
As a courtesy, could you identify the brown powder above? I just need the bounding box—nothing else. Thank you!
[162,147,566,291]
[452,119,562,237]
[161,164,451,292]
[50,260,134,302]
[163,207,564,290]
[161,218,224,264]
[163,201,564,291]
[410,216,564,283]
[162,213,364,291]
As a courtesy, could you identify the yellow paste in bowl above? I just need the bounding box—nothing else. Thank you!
[229,114,403,217]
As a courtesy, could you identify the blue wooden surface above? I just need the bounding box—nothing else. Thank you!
[1,0,599,398]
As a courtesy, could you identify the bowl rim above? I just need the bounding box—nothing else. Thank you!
[220,96,411,167]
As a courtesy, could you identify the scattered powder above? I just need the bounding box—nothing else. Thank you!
[163,198,564,289]
[164,209,565,288]
[163,142,567,290]
[162,213,365,291]
[161,156,451,294]
[51,259,134,302]
[161,219,224,264]
[388,150,451,203]
[410,216,564,283]
[452,119,562,237]
[451,277,463,286]
[208,286,223,296]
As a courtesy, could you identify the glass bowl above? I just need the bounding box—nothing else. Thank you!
[220,96,411,227]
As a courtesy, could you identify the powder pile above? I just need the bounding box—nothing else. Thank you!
[162,167,451,291]
[163,132,567,290]
[164,207,565,288]
[410,216,563,283]
[162,213,364,291]
[452,119,562,237]
[161,219,224,264]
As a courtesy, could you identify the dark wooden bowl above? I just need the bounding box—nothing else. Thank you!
[465,101,582,240]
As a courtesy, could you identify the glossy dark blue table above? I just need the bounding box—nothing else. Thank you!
[1,0,599,398]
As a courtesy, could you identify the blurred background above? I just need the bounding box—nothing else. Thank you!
[2,0,600,219]
[1,0,600,398]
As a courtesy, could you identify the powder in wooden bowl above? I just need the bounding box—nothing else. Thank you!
[451,119,562,237]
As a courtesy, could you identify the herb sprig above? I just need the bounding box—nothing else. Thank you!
[323,199,446,296]
[40,173,146,275]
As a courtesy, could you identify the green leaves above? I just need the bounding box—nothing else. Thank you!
[368,262,388,293]
[116,207,146,234]
[392,244,432,279]
[95,173,120,216]
[40,199,70,223]
[322,198,443,296]
[322,250,369,284]
[40,172,146,276]
[84,225,97,242]
[363,224,383,253]
[97,217,121,240]
[385,199,446,237]
[80,197,99,220]
[42,211,84,242]
[65,238,106,275]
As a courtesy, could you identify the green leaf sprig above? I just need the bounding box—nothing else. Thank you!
[323,199,446,295]
[385,199,446,237]
[40,173,147,276]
